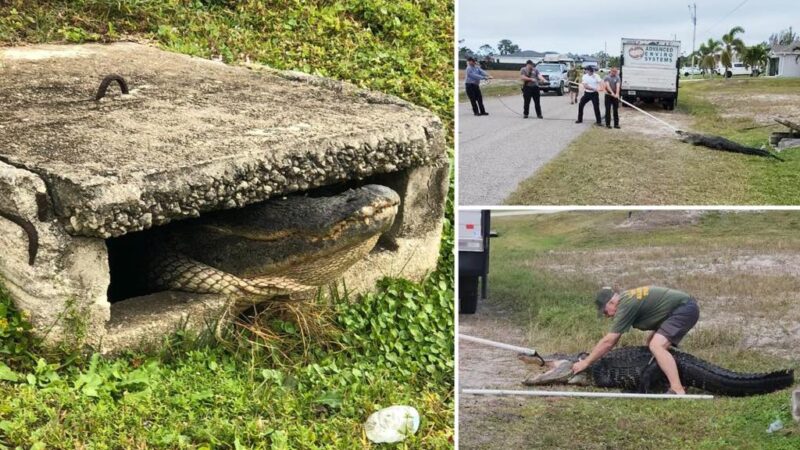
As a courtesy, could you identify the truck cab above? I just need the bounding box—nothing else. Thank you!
[620,38,681,110]
[536,63,568,96]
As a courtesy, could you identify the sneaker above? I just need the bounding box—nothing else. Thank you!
[523,114,528,119]
[480,112,489,116]
[614,125,621,129]
[593,122,603,126]
[473,113,480,116]
[537,115,543,119]
[606,125,611,129]
[575,120,582,124]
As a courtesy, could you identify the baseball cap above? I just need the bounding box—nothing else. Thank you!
[595,287,615,317]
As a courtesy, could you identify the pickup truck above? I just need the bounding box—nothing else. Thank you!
[536,63,568,96]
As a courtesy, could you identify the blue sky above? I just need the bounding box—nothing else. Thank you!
[458,0,799,56]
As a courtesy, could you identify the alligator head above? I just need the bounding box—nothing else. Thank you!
[519,352,592,386]
[141,185,400,300]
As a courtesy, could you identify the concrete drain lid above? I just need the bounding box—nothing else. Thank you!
[0,43,449,352]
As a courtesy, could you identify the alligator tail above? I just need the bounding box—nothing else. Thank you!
[675,351,794,397]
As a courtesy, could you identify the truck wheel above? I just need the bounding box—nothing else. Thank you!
[725,70,732,78]
[557,82,564,96]
[459,276,479,314]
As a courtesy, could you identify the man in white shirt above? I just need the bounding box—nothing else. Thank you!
[575,66,602,125]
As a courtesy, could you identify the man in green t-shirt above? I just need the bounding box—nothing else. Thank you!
[571,285,700,394]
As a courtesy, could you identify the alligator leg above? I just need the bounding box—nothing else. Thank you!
[636,358,668,393]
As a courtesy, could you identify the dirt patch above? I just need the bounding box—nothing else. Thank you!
[618,105,693,138]
[616,210,705,230]
[459,307,533,390]
[702,92,800,125]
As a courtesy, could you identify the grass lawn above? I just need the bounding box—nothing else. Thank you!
[505,77,800,205]
[0,1,454,448]
[459,211,800,449]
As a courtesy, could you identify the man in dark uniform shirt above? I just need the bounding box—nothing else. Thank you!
[520,60,546,119]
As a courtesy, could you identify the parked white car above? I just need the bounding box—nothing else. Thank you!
[681,66,702,76]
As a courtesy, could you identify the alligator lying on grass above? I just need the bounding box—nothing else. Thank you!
[676,131,783,161]
[518,346,794,396]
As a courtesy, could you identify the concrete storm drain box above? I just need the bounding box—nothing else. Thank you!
[0,43,448,352]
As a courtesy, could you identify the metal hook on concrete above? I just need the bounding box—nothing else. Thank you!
[95,74,129,101]
[0,210,39,265]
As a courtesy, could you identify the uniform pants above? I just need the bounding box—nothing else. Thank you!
[578,91,601,123]
[522,85,542,117]
[604,95,619,127]
[465,83,486,115]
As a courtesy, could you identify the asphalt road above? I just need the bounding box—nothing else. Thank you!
[458,92,592,205]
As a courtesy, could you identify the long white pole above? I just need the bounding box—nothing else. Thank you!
[568,81,681,133]
[458,334,537,354]
[462,388,714,400]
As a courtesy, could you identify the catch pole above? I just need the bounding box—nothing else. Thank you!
[462,388,714,400]
[458,334,537,355]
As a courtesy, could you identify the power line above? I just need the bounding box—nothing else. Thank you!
[698,0,750,39]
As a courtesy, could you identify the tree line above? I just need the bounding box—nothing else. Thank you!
[461,27,799,76]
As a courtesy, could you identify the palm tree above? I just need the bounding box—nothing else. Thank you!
[720,26,746,77]
[698,38,722,77]
[741,43,769,75]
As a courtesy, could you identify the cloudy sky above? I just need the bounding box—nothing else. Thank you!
[458,0,799,56]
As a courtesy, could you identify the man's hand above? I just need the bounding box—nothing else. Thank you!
[572,360,589,374]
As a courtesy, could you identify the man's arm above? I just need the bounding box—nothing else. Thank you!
[644,330,656,345]
[572,332,621,373]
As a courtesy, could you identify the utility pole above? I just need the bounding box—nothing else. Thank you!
[689,3,697,66]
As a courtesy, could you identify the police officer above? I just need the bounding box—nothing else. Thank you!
[465,57,492,116]
[520,60,546,119]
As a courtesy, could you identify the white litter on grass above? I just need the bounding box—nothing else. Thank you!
[766,419,784,433]
[364,405,420,444]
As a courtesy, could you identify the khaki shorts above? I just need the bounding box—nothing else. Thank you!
[656,298,699,346]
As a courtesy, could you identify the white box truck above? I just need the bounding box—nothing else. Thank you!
[620,38,680,110]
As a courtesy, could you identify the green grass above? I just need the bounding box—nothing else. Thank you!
[457,84,521,102]
[505,77,800,205]
[460,211,800,449]
[0,1,454,448]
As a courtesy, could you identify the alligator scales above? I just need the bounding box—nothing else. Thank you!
[143,184,400,307]
[520,346,794,396]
